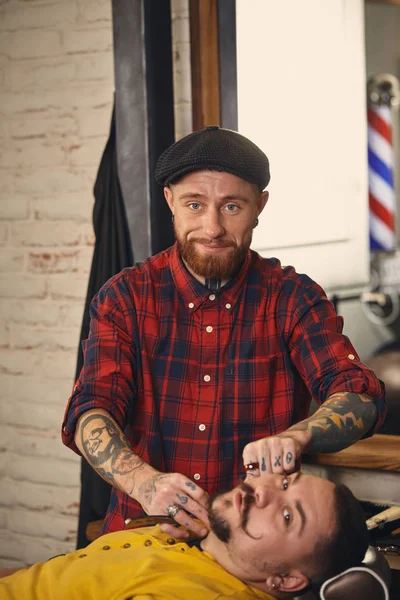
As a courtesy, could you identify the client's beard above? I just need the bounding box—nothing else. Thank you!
[208,482,255,543]
[175,227,252,280]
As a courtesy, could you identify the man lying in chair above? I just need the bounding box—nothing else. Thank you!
[0,472,378,600]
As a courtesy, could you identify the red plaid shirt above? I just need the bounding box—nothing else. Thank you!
[62,243,385,533]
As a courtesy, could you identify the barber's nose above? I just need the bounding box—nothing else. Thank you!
[203,209,225,238]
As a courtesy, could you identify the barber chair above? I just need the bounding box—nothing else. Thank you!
[300,545,391,600]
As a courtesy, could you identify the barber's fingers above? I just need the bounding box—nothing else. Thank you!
[159,518,206,540]
[263,436,298,474]
[159,522,190,539]
[161,507,208,538]
[169,474,210,528]
[159,475,210,538]
[135,472,209,537]
[279,438,297,472]
[137,472,207,513]
[180,476,210,512]
[242,435,300,475]
[175,493,210,528]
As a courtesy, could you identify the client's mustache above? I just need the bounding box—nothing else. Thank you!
[238,481,256,530]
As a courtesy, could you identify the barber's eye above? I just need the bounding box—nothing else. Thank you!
[282,477,289,490]
[283,508,291,525]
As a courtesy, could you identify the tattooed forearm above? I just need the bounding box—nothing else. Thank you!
[78,412,146,491]
[288,392,377,453]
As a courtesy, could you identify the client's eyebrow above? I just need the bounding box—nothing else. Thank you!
[295,500,306,535]
[290,472,306,535]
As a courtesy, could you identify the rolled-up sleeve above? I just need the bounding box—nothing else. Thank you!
[285,278,386,437]
[61,272,138,454]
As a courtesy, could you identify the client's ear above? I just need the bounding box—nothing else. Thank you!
[266,570,309,594]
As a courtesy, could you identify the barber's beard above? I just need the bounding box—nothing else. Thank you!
[175,227,252,280]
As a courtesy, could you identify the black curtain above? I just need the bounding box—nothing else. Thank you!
[75,103,134,548]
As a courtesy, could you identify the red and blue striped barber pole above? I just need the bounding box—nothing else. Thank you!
[368,103,396,252]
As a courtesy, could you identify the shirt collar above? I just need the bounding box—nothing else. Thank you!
[169,242,252,310]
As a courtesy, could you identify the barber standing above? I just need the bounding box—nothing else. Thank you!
[62,127,386,539]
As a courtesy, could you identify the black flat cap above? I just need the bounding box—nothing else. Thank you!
[155,126,270,191]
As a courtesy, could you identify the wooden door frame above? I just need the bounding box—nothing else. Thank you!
[189,0,237,130]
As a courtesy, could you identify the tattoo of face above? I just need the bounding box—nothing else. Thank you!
[177,494,188,504]
[261,456,267,472]
[81,414,124,467]
[185,481,196,491]
[80,413,145,484]
[286,452,293,464]
[274,456,281,467]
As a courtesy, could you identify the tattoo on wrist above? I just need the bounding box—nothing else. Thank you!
[137,474,168,506]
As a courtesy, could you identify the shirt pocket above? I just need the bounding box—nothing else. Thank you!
[223,352,289,426]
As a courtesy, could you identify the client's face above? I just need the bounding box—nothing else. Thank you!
[208,472,336,579]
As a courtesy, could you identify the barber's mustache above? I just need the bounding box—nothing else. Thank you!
[189,238,236,248]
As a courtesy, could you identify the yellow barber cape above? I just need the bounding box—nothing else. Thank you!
[0,526,273,600]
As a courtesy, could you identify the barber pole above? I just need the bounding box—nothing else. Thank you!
[367,75,399,253]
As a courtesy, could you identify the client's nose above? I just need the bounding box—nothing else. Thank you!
[252,475,283,507]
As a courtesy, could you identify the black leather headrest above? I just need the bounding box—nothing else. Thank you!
[319,547,391,600]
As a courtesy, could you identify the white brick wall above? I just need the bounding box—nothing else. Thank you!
[0,0,114,567]
[0,0,192,568]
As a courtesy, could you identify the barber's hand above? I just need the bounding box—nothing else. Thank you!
[242,432,306,476]
[134,468,210,539]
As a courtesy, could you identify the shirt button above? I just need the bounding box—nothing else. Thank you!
[193,473,201,481]
[102,545,111,550]
[199,424,206,431]
[225,303,232,309]
[123,543,131,549]
[206,326,213,333]
[348,354,355,360]
[203,374,211,382]
[144,540,152,547]
[166,538,176,545]
[209,294,216,301]
[188,302,194,309]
